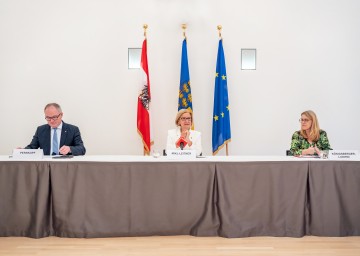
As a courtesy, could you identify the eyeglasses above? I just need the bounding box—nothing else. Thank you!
[299,118,310,123]
[180,117,192,121]
[45,113,62,121]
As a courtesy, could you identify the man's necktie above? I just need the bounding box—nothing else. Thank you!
[52,128,59,155]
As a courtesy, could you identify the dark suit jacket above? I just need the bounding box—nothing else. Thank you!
[25,121,86,156]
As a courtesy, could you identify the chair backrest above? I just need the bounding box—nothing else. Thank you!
[286,150,292,156]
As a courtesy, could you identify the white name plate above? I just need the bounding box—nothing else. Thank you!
[328,150,359,160]
[166,150,196,160]
[12,149,44,159]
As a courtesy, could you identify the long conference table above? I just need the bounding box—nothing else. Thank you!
[1,155,360,238]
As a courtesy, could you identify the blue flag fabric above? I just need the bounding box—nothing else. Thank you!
[178,39,193,114]
[212,39,231,155]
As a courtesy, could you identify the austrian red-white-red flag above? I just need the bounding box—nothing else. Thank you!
[137,39,151,155]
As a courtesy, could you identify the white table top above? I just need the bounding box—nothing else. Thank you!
[1,155,359,163]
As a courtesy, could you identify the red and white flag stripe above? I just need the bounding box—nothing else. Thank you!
[137,39,151,154]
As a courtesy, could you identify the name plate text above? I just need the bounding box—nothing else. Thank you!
[166,150,196,160]
[328,150,359,160]
[12,149,44,159]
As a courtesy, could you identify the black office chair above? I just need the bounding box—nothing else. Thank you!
[286,150,293,156]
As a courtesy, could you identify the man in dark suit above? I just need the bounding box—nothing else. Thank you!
[25,103,86,156]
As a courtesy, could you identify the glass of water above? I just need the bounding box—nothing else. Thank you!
[320,150,329,159]
[152,148,160,158]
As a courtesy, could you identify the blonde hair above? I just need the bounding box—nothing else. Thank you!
[175,109,193,126]
[300,110,320,141]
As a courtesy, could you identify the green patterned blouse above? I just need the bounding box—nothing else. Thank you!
[290,130,331,156]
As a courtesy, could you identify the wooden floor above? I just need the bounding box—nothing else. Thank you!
[1,236,360,256]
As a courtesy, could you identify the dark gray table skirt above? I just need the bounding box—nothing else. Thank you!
[50,162,218,238]
[0,162,51,238]
[1,160,359,238]
[216,161,309,237]
[308,161,360,236]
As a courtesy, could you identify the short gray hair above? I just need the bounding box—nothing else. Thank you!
[44,103,62,112]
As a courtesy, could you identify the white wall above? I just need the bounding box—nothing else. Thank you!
[1,0,359,156]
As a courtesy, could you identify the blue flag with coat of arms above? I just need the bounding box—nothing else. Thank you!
[178,39,194,126]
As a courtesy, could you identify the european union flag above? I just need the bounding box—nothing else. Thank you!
[178,39,193,115]
[212,39,231,155]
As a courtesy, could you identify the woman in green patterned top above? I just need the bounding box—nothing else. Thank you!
[290,110,331,156]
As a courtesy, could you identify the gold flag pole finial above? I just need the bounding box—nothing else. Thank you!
[182,24,187,40]
[143,24,148,38]
[217,25,222,39]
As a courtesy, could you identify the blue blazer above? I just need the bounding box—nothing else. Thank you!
[25,121,86,156]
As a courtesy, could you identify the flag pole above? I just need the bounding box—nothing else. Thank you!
[138,24,151,156]
[219,25,229,156]
[182,24,187,40]
[217,25,222,39]
[144,24,155,154]
[144,24,147,156]
[143,24,148,38]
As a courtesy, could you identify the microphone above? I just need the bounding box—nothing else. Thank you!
[176,137,187,150]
